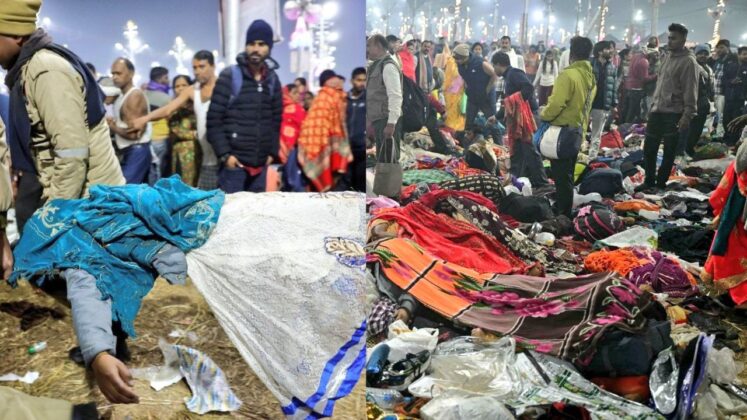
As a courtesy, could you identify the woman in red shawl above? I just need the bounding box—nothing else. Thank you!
[297,71,352,192]
[703,156,747,306]
[279,84,307,164]
[399,39,417,82]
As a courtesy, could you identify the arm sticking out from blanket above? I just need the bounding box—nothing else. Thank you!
[64,244,187,404]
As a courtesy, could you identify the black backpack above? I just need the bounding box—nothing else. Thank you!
[401,76,428,133]
[580,319,673,378]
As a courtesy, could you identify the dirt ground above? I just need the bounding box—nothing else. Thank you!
[0,278,365,420]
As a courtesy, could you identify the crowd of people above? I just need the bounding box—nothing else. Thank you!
[367,23,747,212]
[3,19,369,233]
[365,20,747,420]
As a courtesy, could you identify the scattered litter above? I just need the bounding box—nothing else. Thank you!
[0,371,39,384]
[168,328,198,343]
[134,338,242,414]
[27,341,47,355]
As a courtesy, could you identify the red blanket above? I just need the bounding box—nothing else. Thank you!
[373,202,527,274]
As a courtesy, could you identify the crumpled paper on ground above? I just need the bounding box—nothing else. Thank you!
[597,226,658,249]
[132,338,241,414]
[0,371,39,384]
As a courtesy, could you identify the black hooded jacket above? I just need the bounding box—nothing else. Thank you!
[206,52,283,167]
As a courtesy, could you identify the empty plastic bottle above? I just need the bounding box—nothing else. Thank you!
[28,341,47,355]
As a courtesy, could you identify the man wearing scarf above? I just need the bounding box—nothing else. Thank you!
[416,40,434,93]
[143,66,171,183]
[0,0,128,405]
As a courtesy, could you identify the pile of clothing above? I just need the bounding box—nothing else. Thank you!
[365,123,747,419]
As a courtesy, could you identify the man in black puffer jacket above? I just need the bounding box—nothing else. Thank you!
[207,19,283,193]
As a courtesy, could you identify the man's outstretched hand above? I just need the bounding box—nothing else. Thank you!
[92,352,139,404]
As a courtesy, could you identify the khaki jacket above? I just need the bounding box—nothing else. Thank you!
[22,49,124,201]
[0,119,12,215]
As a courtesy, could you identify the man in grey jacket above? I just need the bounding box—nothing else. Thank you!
[637,23,698,193]
[366,34,403,198]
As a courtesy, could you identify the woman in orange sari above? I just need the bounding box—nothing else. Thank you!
[297,71,351,192]
[703,152,747,306]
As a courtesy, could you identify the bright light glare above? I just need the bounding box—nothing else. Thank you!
[323,2,339,19]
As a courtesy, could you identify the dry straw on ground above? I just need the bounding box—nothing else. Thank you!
[0,279,365,419]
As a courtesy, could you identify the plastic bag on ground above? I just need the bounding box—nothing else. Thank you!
[650,347,679,415]
[420,390,515,420]
[573,192,602,208]
[408,336,518,399]
[186,192,366,419]
[503,352,660,419]
[517,177,532,196]
[598,226,658,249]
[706,347,744,385]
[687,156,734,173]
[379,320,439,363]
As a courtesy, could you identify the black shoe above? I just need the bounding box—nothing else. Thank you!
[634,183,656,194]
[69,346,85,366]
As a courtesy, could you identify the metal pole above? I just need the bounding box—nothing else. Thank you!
[575,0,582,35]
[520,0,529,47]
[651,0,659,39]
[598,0,608,41]
[493,2,499,40]
[545,0,552,45]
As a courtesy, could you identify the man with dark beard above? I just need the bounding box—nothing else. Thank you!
[206,19,283,193]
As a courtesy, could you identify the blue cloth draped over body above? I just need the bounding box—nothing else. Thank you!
[8,176,225,337]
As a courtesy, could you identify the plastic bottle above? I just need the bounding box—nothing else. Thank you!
[366,387,404,410]
[28,341,47,355]
[534,232,556,247]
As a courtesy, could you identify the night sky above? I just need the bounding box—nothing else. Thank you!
[36,0,365,90]
[367,0,747,47]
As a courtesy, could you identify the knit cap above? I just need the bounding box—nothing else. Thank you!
[245,19,274,49]
[694,44,710,55]
[453,44,470,57]
[0,0,41,36]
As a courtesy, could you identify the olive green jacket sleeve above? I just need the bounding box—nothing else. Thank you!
[25,51,90,200]
[0,118,12,229]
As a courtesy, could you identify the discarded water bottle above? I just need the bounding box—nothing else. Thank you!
[366,387,404,410]
[28,341,47,355]
[534,232,556,247]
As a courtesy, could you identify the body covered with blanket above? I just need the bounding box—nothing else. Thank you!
[9,177,366,418]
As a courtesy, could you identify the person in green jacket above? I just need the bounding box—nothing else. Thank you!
[540,36,596,218]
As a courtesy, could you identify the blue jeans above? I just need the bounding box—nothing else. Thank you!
[120,143,151,184]
[218,166,267,193]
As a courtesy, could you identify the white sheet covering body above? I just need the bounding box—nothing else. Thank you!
[187,192,367,419]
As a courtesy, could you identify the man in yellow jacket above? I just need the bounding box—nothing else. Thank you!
[540,36,597,218]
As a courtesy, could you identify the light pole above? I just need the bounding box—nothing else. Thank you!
[168,36,193,76]
[709,0,726,46]
[114,20,149,85]
[309,1,338,92]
